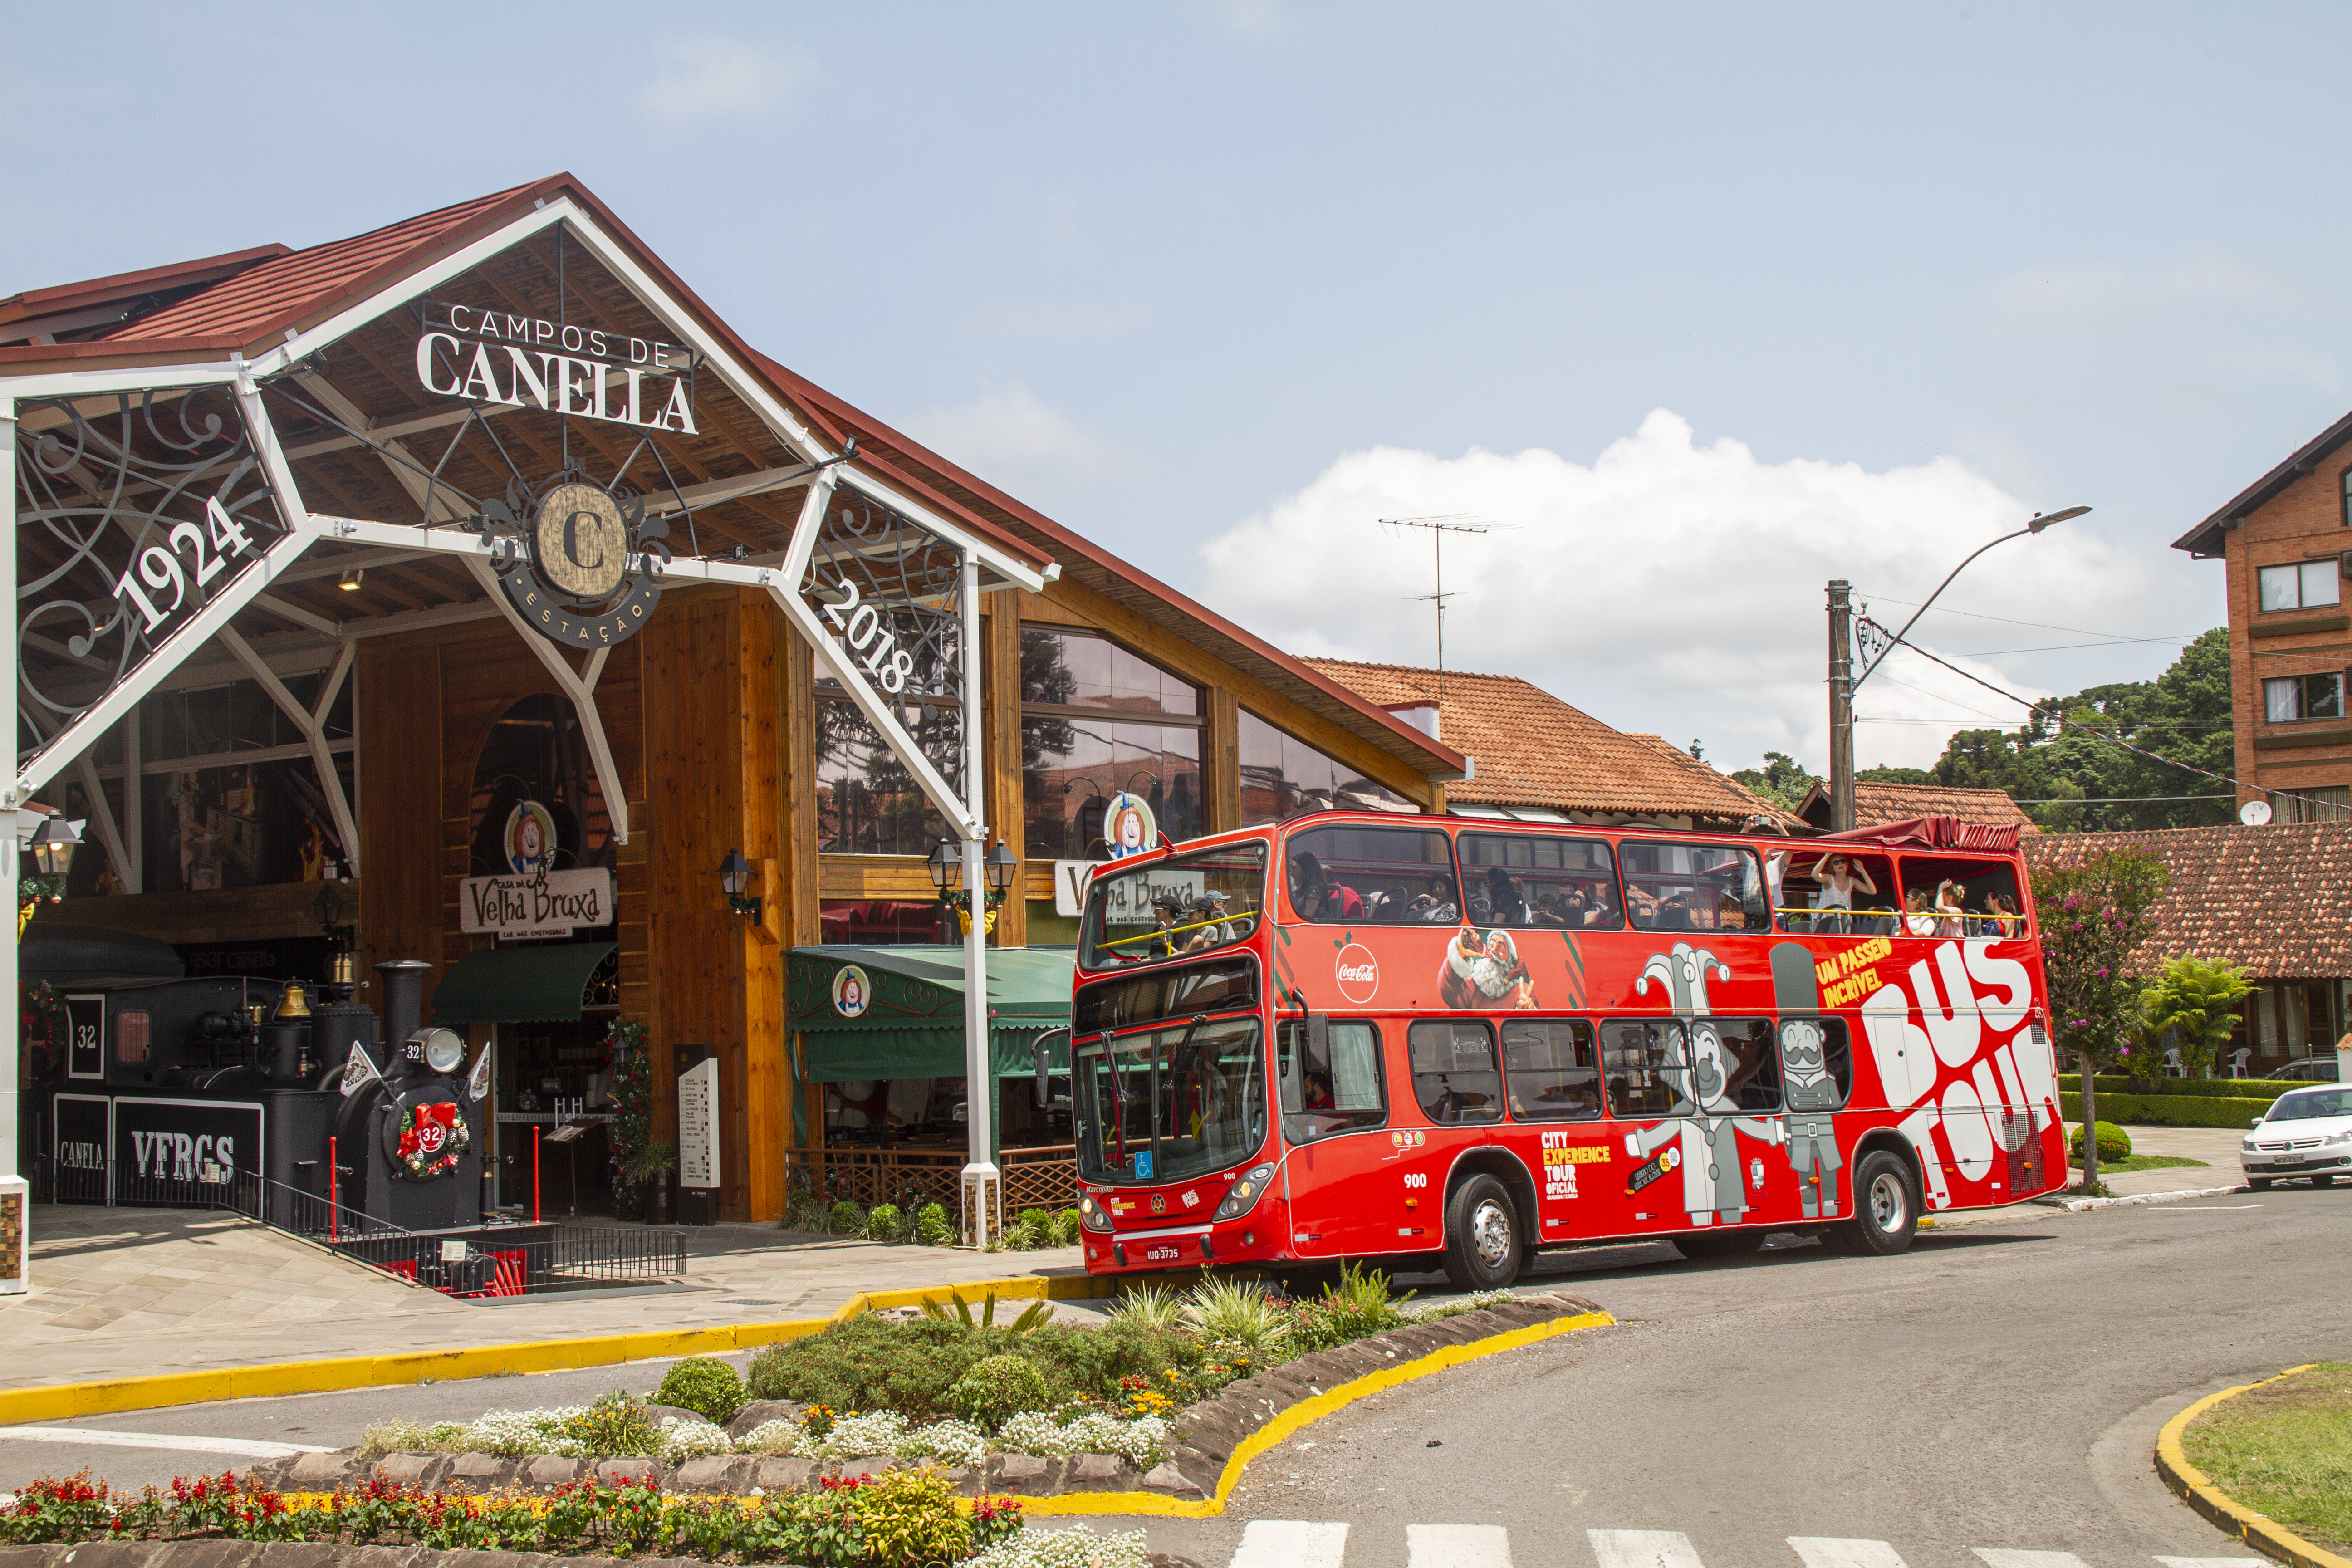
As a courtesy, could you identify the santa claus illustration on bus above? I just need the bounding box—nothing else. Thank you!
[1438,927,1538,1010]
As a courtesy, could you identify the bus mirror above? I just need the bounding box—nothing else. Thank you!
[1308,1013,1328,1060]
[1034,1028,1071,1108]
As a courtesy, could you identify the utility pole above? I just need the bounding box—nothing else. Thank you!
[1827,580,1856,832]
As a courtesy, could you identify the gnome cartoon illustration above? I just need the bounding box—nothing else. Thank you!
[1437,927,1538,1011]
[1779,1018,1842,1217]
[1624,942,1784,1225]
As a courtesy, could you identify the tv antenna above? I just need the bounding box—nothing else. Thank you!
[1377,514,1511,718]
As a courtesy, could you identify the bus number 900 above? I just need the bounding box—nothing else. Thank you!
[1402,1172,1427,1188]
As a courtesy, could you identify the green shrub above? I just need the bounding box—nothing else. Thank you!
[829,1200,867,1235]
[1182,1278,1291,1351]
[1104,1284,1183,1332]
[654,1357,744,1426]
[2070,1122,2133,1162]
[845,1469,973,1568]
[2061,1091,2286,1129]
[2060,1074,2305,1102]
[949,1354,1053,1430]
[559,1391,663,1459]
[746,1314,1196,1419]
[867,1204,903,1242]
[1051,1208,1082,1246]
[1004,1207,1054,1250]
[916,1202,953,1246]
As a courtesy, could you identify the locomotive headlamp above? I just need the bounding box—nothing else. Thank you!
[1077,1191,1112,1233]
[415,1028,467,1075]
[1214,1162,1278,1220]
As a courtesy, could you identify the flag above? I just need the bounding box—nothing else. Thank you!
[465,1044,491,1103]
[339,1041,384,1097]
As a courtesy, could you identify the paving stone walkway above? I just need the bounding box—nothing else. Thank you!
[1,1205,1087,1393]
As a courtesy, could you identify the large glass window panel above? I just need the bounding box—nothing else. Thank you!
[1502,1018,1599,1120]
[1407,1019,1503,1125]
[2303,561,2343,608]
[140,752,357,892]
[2260,564,2302,611]
[1621,841,1768,932]
[1276,1019,1387,1141]
[1239,709,1416,826]
[815,687,958,856]
[1022,626,1198,716]
[1022,717,1202,857]
[2265,677,2302,722]
[1283,824,1457,923]
[1603,1019,1694,1118]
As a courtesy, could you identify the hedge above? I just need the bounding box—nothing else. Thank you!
[2055,1091,2279,1130]
[2058,1075,2306,1104]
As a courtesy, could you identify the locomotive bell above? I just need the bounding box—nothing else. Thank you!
[276,981,312,1019]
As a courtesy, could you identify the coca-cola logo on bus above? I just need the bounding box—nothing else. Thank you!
[1334,943,1380,1004]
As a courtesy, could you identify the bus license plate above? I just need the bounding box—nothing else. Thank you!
[1143,1242,1185,1263]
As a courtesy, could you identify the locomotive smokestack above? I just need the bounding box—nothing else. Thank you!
[376,958,431,1074]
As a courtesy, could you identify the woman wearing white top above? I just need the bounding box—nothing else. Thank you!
[1934,879,1968,939]
[1813,853,1877,934]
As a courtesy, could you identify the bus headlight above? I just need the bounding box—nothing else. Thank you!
[1078,1192,1112,1232]
[1215,1163,1277,1220]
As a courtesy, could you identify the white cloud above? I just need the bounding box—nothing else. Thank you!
[902,384,1118,475]
[632,35,812,124]
[1197,410,2196,774]
[958,299,1147,343]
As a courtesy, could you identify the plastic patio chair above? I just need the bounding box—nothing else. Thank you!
[2229,1048,2251,1080]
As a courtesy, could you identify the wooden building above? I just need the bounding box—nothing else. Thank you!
[3,176,1467,1224]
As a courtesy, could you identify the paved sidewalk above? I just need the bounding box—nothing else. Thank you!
[1,1206,1086,1393]
[2063,1122,2244,1196]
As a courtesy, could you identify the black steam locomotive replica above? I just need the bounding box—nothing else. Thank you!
[28,932,487,1236]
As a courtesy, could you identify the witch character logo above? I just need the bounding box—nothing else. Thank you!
[481,470,672,650]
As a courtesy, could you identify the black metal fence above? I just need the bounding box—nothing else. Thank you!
[63,1157,685,1298]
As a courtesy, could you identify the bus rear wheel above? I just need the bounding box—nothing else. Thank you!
[1442,1175,1522,1291]
[1830,1150,1919,1255]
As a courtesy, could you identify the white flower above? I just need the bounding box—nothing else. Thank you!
[972,1524,1152,1568]
[658,1416,735,1462]
[793,1410,908,1458]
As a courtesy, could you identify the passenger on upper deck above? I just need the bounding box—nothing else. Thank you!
[1480,866,1529,926]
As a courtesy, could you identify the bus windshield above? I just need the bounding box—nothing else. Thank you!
[1082,841,1267,969]
[1074,1014,1267,1185]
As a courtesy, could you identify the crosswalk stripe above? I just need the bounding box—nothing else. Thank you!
[1232,1520,1350,1568]
[1588,1530,1706,1568]
[0,1427,331,1460]
[2153,1560,2269,1568]
[1790,1538,1910,1568]
[1408,1524,1513,1568]
[1973,1553,2092,1568]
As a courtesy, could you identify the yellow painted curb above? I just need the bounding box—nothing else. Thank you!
[2155,1363,2352,1568]
[1021,1308,1617,1518]
[0,1272,1107,1426]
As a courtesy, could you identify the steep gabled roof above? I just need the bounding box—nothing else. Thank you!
[2173,407,2352,558]
[0,244,291,343]
[1303,657,1788,824]
[2024,822,2352,978]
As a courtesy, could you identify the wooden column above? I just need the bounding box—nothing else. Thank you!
[1207,687,1242,834]
[357,637,444,1006]
[644,588,786,1223]
[779,609,822,947]
[985,603,1027,946]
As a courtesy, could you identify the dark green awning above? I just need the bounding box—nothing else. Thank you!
[434,941,617,1025]
[788,945,1072,1083]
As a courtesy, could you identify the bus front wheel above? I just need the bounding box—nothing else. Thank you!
[1442,1175,1522,1291]
[1831,1150,1919,1255]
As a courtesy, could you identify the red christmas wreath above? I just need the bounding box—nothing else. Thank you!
[395,1099,469,1179]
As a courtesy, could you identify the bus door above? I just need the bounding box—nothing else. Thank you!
[1276,1015,1396,1257]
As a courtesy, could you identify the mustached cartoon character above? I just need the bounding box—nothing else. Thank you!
[1624,943,1784,1226]
[1438,927,1537,1011]
[1779,1018,1842,1217]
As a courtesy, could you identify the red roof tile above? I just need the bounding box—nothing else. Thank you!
[0,244,290,327]
[2024,823,2352,978]
[1305,658,1791,824]
[1798,780,2039,833]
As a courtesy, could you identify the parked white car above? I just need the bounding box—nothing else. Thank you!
[2242,1086,2352,1189]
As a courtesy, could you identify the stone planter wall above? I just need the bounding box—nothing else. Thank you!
[238,1291,1602,1506]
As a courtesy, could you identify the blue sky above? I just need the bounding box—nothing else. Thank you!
[7,3,2342,773]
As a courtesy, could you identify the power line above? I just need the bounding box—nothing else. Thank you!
[2009,794,2233,804]
[1854,591,2202,644]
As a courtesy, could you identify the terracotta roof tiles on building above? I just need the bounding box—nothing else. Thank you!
[1304,658,1788,824]
[1797,779,2039,833]
[2024,822,2352,979]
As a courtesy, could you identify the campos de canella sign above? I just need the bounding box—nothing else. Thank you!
[413,301,698,434]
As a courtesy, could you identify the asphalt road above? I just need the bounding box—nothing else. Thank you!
[5,1187,2345,1568]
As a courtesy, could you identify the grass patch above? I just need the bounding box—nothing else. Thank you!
[2182,1362,2352,1556]
[2067,1154,2210,1174]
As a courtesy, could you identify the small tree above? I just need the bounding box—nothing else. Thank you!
[2029,847,2168,1189]
[2138,955,2254,1080]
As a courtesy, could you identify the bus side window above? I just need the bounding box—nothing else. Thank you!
[1602,1019,1692,1118]
[1407,1020,1503,1125]
[1778,1017,1854,1110]
[1712,1018,1780,1111]
[1501,1018,1599,1119]
[1278,1019,1387,1141]
[1896,855,2027,941]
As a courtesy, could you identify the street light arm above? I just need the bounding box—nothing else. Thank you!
[1852,525,2031,693]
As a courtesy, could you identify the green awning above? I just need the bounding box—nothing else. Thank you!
[788,945,1072,1083]
[434,941,617,1025]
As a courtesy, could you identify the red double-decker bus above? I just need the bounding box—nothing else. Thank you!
[1055,809,2063,1288]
